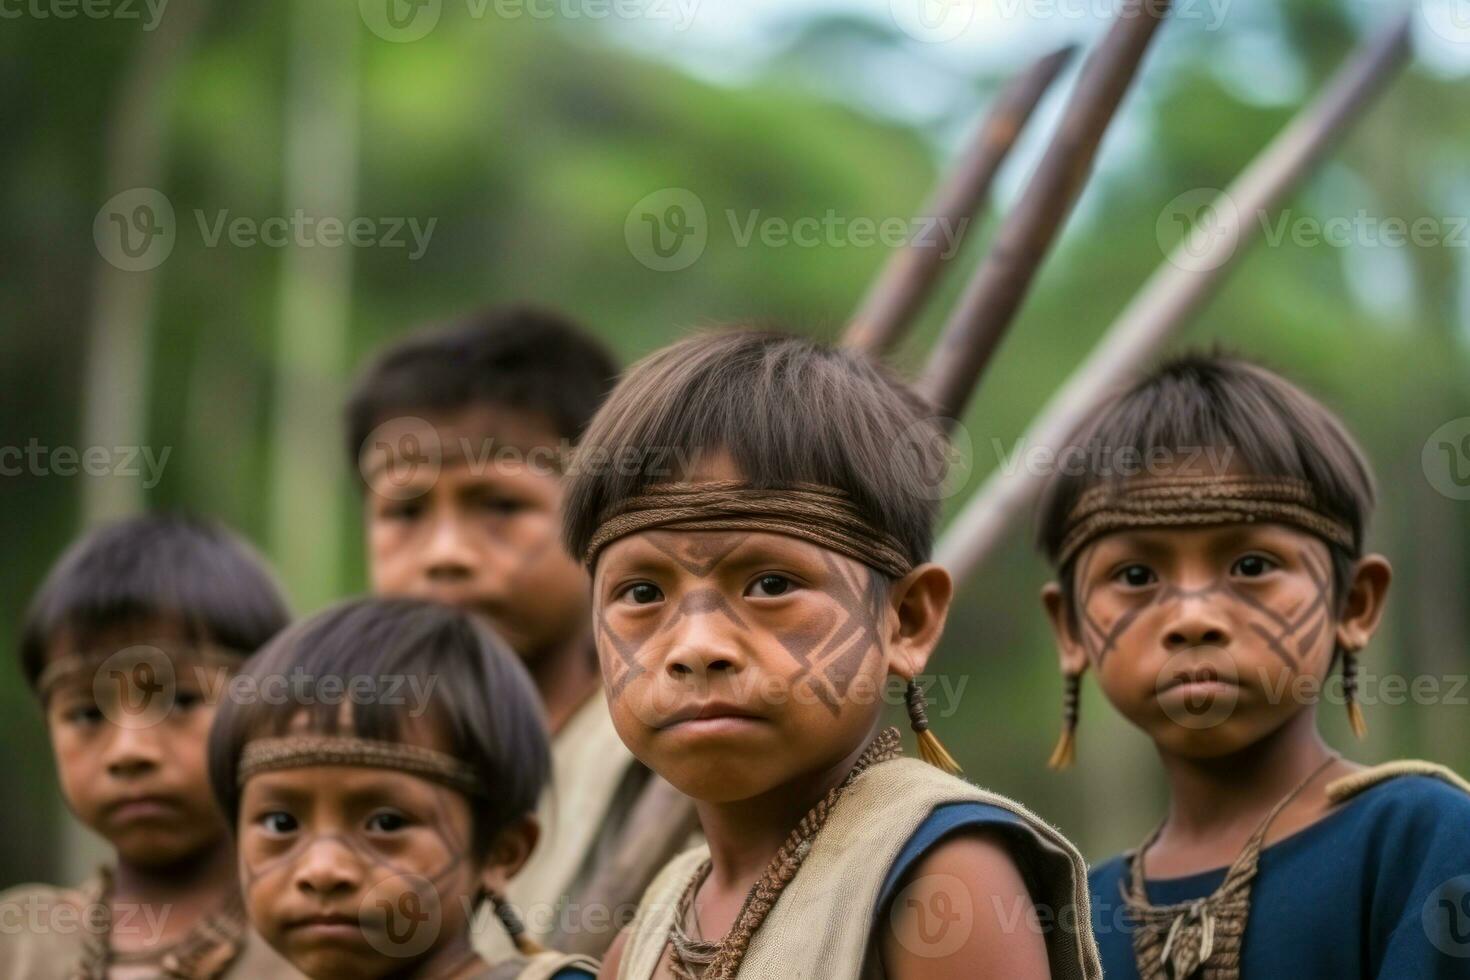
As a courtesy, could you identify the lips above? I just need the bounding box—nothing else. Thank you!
[1158,662,1242,698]
[283,912,364,943]
[103,794,183,824]
[658,700,765,730]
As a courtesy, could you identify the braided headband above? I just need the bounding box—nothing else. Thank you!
[583,480,914,580]
[36,644,245,703]
[1056,475,1355,569]
[237,735,485,798]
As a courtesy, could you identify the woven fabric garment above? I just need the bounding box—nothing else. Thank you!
[618,757,1101,980]
[237,734,484,797]
[477,951,602,979]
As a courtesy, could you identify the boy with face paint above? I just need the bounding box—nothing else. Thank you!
[1,515,300,979]
[346,308,655,955]
[1035,353,1470,979]
[561,329,1102,980]
[208,597,600,980]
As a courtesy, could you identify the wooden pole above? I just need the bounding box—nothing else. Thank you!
[915,0,1173,425]
[844,44,1077,356]
[934,12,1414,584]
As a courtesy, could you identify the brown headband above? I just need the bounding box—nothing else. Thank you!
[1056,475,1356,569]
[583,480,914,580]
[237,735,485,798]
[36,644,245,703]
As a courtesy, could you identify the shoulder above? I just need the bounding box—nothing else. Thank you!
[1086,853,1128,890]
[1334,770,1470,836]
[0,882,90,972]
[878,802,1030,907]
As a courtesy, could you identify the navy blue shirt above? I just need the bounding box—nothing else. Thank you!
[1088,775,1470,979]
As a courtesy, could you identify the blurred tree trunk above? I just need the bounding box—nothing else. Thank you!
[63,0,212,885]
[267,0,360,610]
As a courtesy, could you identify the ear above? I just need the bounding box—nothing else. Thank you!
[884,562,953,680]
[478,814,540,897]
[1335,553,1392,654]
[1041,580,1089,679]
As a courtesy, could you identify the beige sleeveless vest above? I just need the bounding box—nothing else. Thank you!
[618,758,1101,980]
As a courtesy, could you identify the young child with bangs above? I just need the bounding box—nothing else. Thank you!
[561,329,1102,980]
[1,514,299,979]
[1035,352,1470,979]
[208,596,599,980]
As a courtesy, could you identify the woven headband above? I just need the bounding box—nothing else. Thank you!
[1056,475,1356,569]
[36,644,245,703]
[237,735,485,798]
[583,480,914,580]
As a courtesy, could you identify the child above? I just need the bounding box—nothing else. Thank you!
[0,514,299,978]
[561,329,1102,979]
[1035,352,1470,978]
[207,596,601,980]
[346,307,649,952]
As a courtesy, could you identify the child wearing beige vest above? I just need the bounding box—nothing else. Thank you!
[560,329,1102,980]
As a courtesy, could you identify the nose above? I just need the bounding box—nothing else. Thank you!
[103,725,163,780]
[1161,587,1233,650]
[422,512,477,583]
[292,835,363,899]
[662,589,748,682]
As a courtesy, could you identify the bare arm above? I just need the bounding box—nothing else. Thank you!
[596,927,629,980]
[879,830,1051,980]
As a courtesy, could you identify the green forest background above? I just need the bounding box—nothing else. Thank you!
[3,0,1468,885]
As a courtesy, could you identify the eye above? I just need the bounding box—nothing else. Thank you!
[623,582,664,605]
[746,574,793,598]
[63,703,105,726]
[1114,564,1157,588]
[365,810,409,833]
[1231,554,1277,578]
[259,811,298,835]
[381,500,424,522]
[476,495,525,516]
[174,690,205,711]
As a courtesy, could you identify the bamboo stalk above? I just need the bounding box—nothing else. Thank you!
[916,0,1173,425]
[844,44,1077,356]
[934,12,1414,583]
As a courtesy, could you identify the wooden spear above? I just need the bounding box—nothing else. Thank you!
[844,43,1077,357]
[916,0,1174,425]
[934,11,1414,583]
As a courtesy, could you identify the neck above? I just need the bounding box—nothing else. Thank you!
[695,723,880,892]
[111,837,238,906]
[525,629,601,736]
[399,934,483,979]
[1155,710,1337,842]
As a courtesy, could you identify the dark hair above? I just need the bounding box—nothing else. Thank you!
[561,328,948,574]
[208,597,550,858]
[19,514,291,691]
[345,306,619,475]
[1035,350,1376,611]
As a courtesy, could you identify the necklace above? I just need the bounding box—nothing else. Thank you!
[667,726,903,980]
[75,867,249,980]
[1123,754,1338,980]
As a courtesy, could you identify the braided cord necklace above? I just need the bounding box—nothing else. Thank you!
[1123,754,1338,980]
[75,867,249,980]
[667,726,903,980]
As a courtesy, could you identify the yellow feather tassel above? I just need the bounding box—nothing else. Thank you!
[1346,700,1368,740]
[917,728,964,777]
[1047,726,1076,770]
